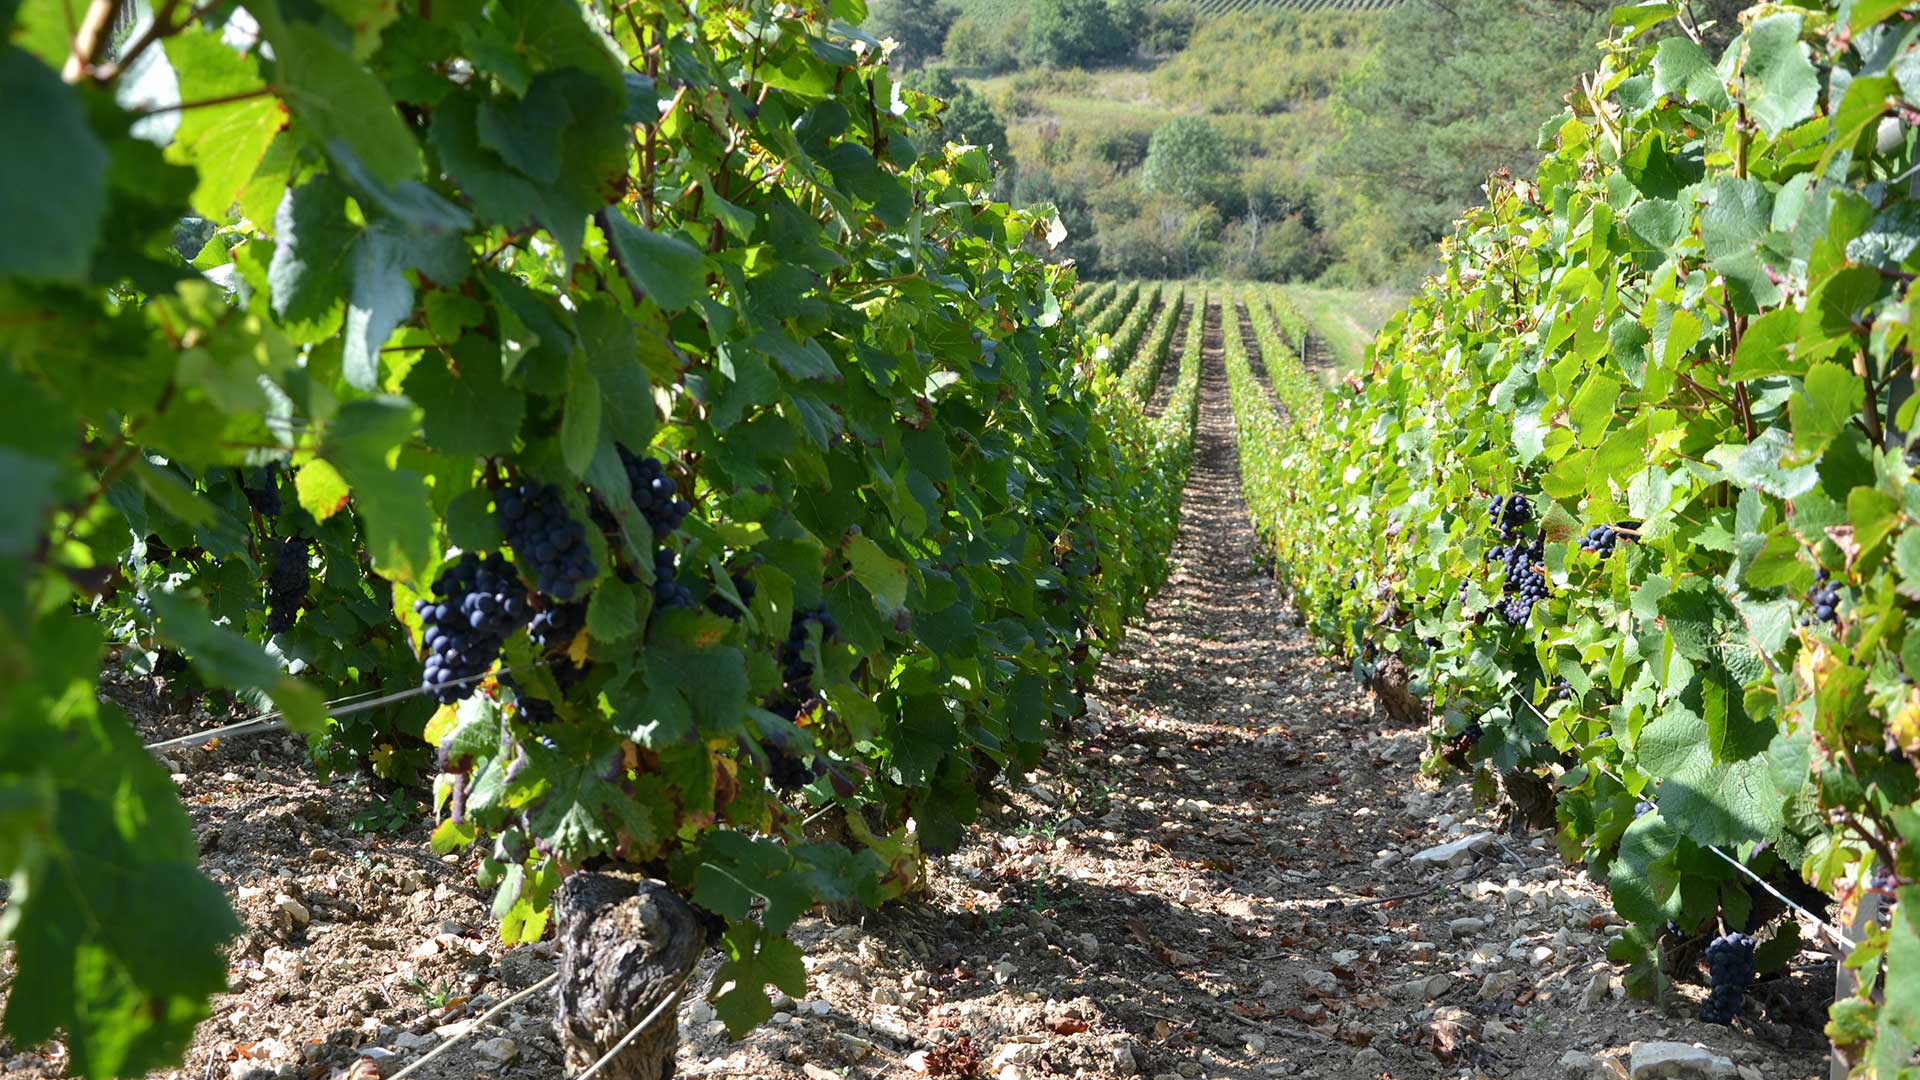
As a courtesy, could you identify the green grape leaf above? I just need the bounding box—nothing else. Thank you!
[1741,12,1819,138]
[162,30,281,219]
[344,227,416,391]
[0,45,108,283]
[711,922,808,1037]
[1651,37,1730,110]
[267,19,422,186]
[602,209,709,311]
[1701,178,1783,312]
[1640,704,1805,846]
[845,534,908,615]
[561,356,602,478]
[405,336,525,458]
[1714,426,1819,500]
[1607,812,1684,926]
[1793,362,1861,456]
[269,175,356,342]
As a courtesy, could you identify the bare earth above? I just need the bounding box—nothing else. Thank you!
[0,303,1833,1080]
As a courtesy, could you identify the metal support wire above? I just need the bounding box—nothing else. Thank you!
[385,973,560,1080]
[144,664,539,751]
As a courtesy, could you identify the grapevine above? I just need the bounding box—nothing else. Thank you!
[1221,2,1920,1063]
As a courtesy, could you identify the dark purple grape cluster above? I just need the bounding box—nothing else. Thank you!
[1872,864,1900,895]
[1490,530,1548,626]
[1459,721,1482,744]
[1579,524,1620,556]
[497,482,598,601]
[764,740,812,790]
[264,536,310,633]
[1634,799,1655,815]
[1806,569,1840,624]
[243,466,282,518]
[651,547,694,609]
[779,606,839,688]
[617,446,692,535]
[417,552,528,703]
[1552,678,1572,701]
[528,600,587,654]
[1699,932,1756,1024]
[1488,493,1532,538]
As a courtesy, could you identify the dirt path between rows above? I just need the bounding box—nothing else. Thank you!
[1144,296,1195,420]
[0,301,1832,1080]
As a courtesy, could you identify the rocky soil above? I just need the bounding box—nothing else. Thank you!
[0,303,1835,1080]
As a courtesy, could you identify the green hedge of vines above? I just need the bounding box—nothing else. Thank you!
[0,2,1189,1075]
[1238,2,1920,1069]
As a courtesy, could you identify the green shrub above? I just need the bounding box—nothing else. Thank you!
[1024,0,1129,68]
[945,11,1027,73]
[869,0,959,68]
[1140,115,1235,205]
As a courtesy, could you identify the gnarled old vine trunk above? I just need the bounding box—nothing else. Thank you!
[555,873,704,1080]
[1368,652,1423,728]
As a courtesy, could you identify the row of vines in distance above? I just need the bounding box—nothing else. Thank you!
[0,1,1187,1077]
[1234,2,1920,1072]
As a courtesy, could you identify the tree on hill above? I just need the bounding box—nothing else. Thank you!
[869,0,959,69]
[1330,0,1610,254]
[1140,116,1234,205]
[1023,0,1129,68]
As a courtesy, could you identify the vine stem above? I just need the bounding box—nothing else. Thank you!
[1854,348,1886,448]
[61,0,126,83]
[134,86,275,117]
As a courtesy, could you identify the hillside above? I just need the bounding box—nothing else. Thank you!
[892,0,1619,284]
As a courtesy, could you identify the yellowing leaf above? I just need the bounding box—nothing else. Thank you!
[295,459,351,520]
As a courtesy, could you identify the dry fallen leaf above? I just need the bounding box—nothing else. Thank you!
[1046,1015,1089,1035]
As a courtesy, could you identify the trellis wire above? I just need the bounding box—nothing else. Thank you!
[384,973,560,1080]
[143,664,542,751]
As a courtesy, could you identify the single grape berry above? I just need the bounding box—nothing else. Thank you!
[496,482,598,601]
[1699,932,1757,1025]
[265,536,310,633]
[416,552,528,704]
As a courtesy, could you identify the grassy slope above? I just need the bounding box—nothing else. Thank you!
[966,15,1371,207]
[1283,285,1406,372]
